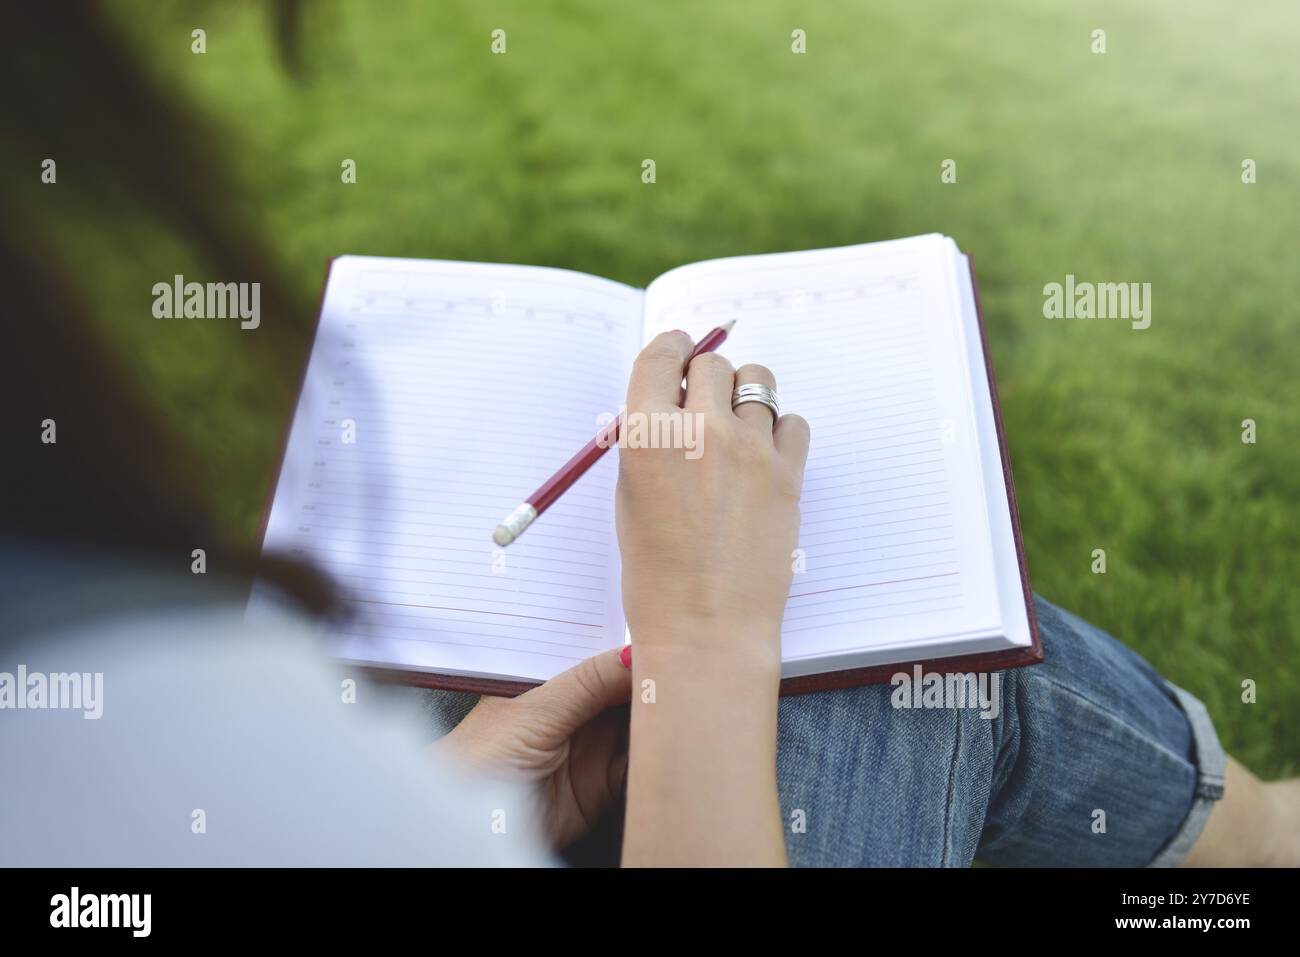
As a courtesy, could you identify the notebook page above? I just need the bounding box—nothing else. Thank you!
[950,241,1034,651]
[643,236,1005,674]
[259,256,642,682]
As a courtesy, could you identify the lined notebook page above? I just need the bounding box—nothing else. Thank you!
[644,235,1005,674]
[260,256,641,682]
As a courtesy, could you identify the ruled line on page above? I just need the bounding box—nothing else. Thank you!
[261,258,640,679]
[641,238,1004,661]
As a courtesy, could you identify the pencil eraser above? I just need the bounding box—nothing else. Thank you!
[493,503,537,547]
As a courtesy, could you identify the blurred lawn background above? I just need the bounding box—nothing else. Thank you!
[78,1,1297,773]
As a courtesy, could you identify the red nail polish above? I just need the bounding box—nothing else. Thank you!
[618,645,633,669]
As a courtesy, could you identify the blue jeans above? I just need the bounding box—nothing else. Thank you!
[427,595,1226,867]
[775,595,1226,866]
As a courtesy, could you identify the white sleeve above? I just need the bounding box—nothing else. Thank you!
[0,604,555,867]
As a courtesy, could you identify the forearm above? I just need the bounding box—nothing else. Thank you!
[621,631,787,867]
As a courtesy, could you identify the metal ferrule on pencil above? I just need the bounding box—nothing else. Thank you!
[489,321,734,546]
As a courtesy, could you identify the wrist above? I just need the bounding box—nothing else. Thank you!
[623,621,785,867]
[629,618,783,686]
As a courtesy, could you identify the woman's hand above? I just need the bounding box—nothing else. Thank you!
[435,648,632,849]
[616,332,810,867]
[439,333,812,865]
[616,331,810,675]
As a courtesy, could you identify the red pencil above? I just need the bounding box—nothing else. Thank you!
[492,320,736,546]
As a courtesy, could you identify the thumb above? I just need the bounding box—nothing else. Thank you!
[517,645,633,736]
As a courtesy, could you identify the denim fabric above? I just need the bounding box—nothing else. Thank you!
[425,594,1226,867]
[775,595,1225,866]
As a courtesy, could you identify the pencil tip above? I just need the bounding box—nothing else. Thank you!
[721,319,737,333]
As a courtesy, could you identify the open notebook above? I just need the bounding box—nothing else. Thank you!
[253,234,1041,695]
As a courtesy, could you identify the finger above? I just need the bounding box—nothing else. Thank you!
[516,645,633,736]
[773,413,810,474]
[627,331,693,411]
[683,351,735,414]
[732,363,778,435]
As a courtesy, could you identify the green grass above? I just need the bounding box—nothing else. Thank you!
[90,0,1297,775]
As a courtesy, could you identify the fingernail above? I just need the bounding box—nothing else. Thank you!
[670,329,691,338]
[618,645,633,669]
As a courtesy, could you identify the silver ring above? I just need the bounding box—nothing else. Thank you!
[732,383,779,420]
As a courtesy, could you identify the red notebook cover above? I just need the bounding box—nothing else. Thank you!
[255,254,1043,698]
